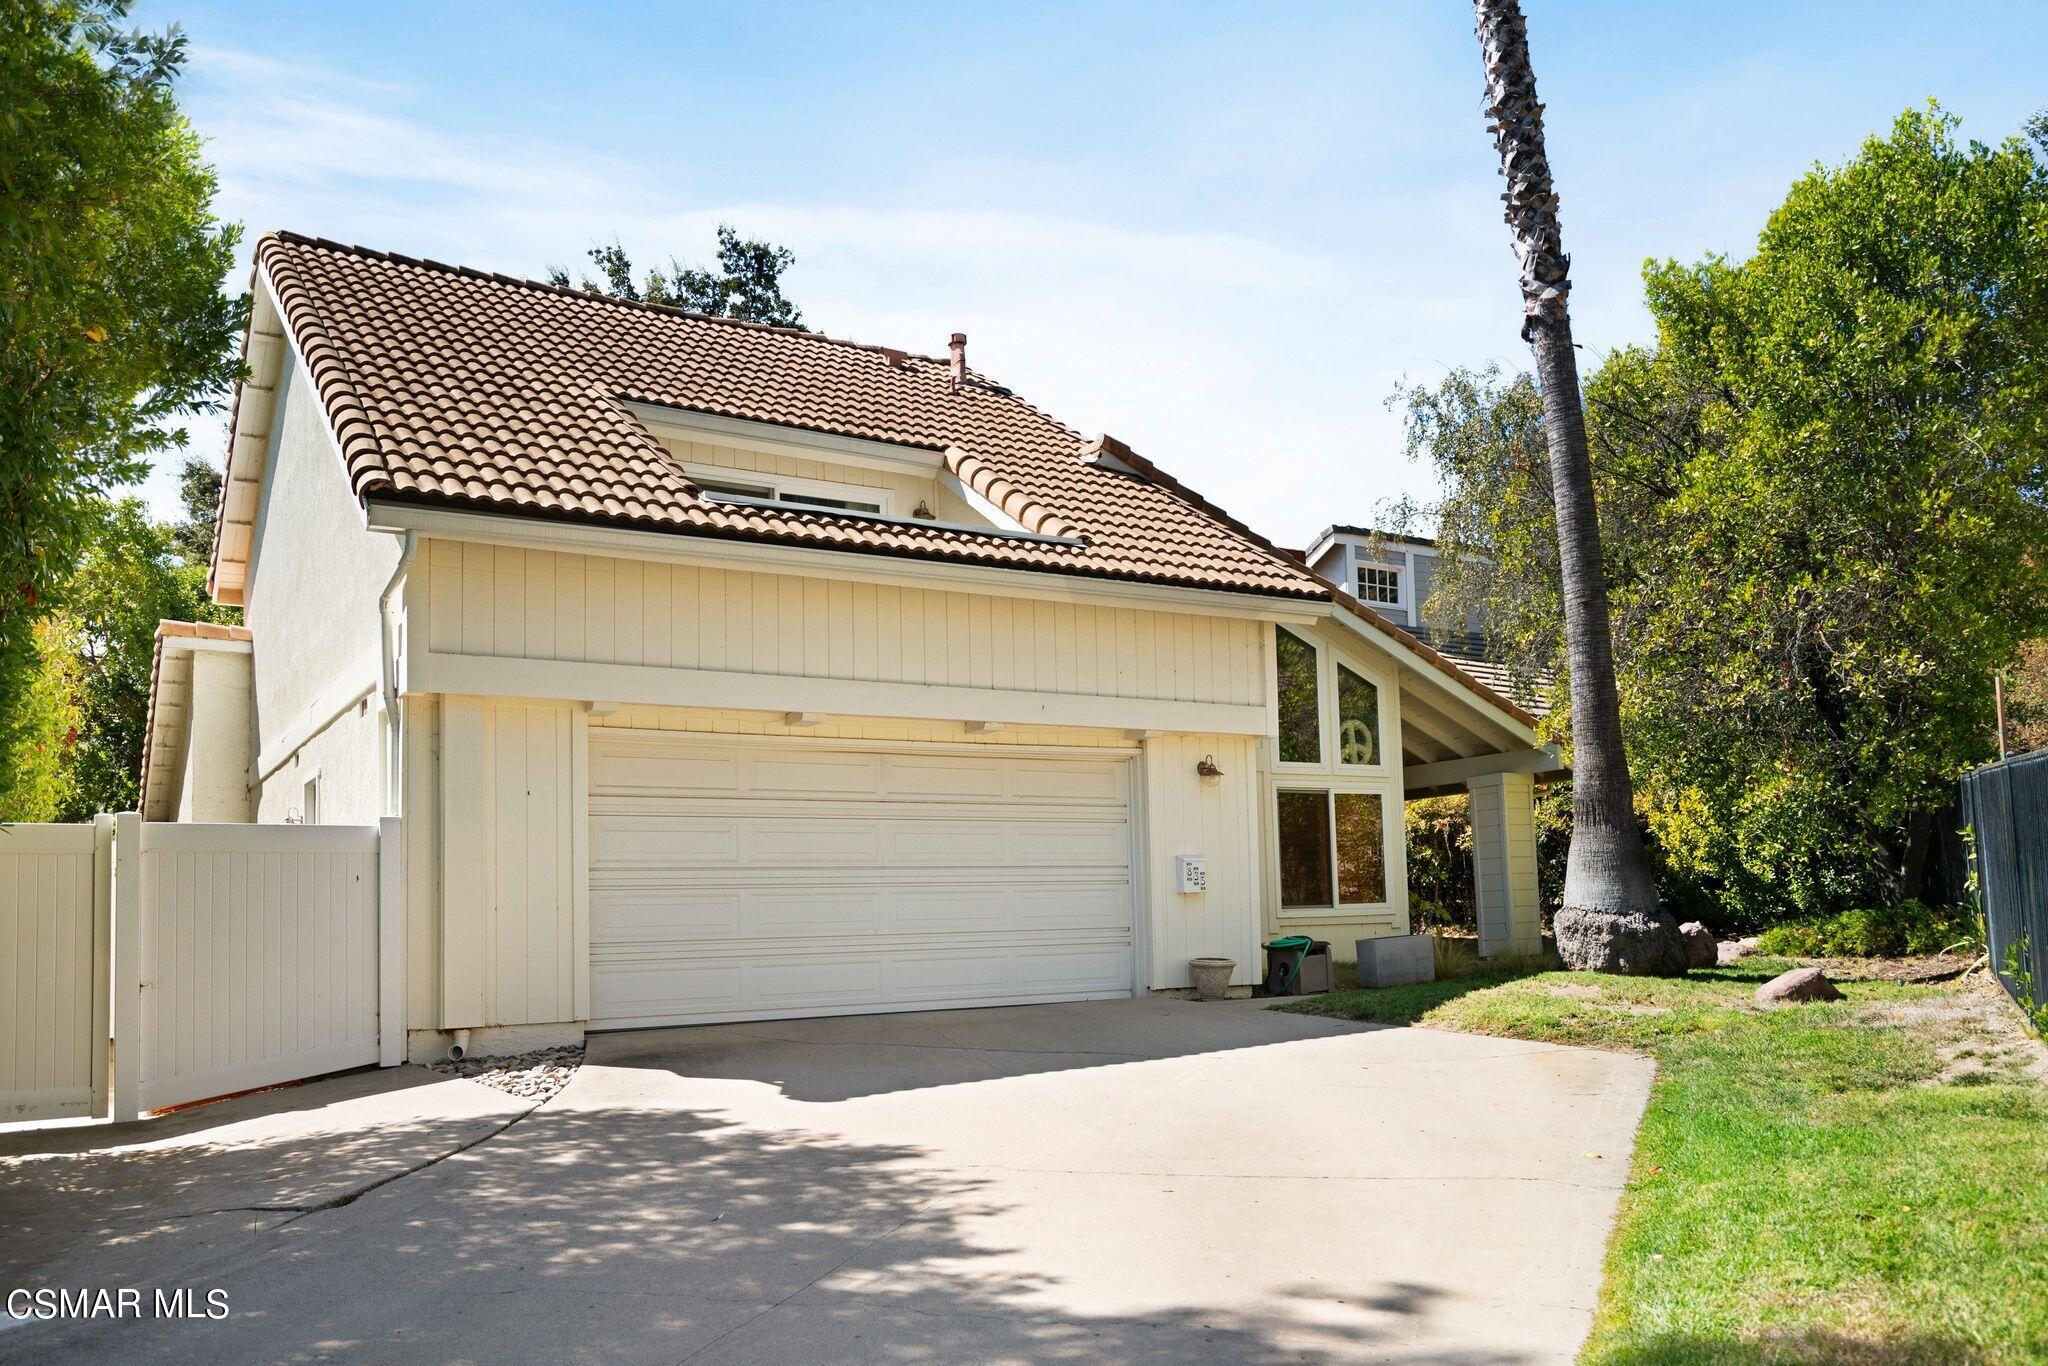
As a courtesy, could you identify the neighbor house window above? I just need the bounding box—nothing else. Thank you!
[1335,663,1380,767]
[1275,627,1321,764]
[1358,565,1401,606]
[1277,789,1388,908]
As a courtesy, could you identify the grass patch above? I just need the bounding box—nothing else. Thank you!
[1275,958,2048,1361]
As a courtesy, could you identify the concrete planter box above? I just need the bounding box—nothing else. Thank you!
[1354,934,1435,989]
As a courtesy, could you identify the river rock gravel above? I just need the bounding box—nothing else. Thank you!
[424,1044,583,1102]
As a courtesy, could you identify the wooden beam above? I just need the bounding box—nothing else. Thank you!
[1402,746,1566,793]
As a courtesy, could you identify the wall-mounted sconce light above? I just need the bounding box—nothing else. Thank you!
[1196,755,1224,783]
[912,500,936,519]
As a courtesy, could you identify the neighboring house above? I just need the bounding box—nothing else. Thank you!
[1304,525,1547,715]
[141,232,1555,1059]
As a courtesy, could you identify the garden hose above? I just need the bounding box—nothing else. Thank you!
[1266,935,1314,995]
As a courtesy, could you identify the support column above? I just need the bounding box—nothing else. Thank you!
[1469,772,1542,958]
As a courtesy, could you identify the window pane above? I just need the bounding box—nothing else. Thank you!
[1359,566,1401,605]
[1277,791,1333,908]
[1336,664,1381,766]
[1275,628,1320,764]
[781,491,883,514]
[1335,792,1386,904]
[694,476,776,501]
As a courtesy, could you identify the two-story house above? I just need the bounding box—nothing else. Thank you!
[139,232,1554,1059]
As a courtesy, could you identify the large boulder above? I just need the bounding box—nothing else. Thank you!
[1554,905,1691,976]
[1678,922,1718,969]
[1755,966,1844,1005]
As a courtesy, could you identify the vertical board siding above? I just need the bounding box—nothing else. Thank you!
[440,698,585,1030]
[0,825,100,1119]
[421,541,1265,708]
[1142,734,1262,988]
[134,824,380,1112]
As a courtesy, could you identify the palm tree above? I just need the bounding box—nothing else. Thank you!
[1472,0,1686,974]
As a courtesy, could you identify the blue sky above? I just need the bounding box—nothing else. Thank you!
[136,0,2041,546]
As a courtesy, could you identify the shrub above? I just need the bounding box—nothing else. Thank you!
[1754,900,1984,958]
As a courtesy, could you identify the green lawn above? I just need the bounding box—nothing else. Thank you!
[1276,958,2048,1363]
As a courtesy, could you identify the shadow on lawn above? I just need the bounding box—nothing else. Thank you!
[1270,971,1527,1026]
[1601,1327,1995,1365]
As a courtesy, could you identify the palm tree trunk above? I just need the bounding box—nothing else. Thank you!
[1474,0,1686,973]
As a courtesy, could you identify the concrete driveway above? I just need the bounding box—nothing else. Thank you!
[1,998,1652,1363]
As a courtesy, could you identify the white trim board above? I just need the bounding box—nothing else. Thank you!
[366,501,1323,624]
[415,651,1274,736]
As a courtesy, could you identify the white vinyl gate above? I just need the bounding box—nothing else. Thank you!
[0,815,404,1123]
[0,820,113,1121]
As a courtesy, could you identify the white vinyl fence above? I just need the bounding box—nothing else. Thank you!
[0,820,112,1121]
[0,815,402,1123]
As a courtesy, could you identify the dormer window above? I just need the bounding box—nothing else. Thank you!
[1358,565,1402,607]
[687,467,889,516]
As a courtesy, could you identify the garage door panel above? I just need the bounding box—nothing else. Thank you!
[748,822,882,865]
[591,817,743,868]
[592,888,742,940]
[753,957,886,1008]
[749,889,882,935]
[593,747,741,796]
[589,736,1137,1029]
[880,756,1010,799]
[1008,762,1127,804]
[744,750,882,796]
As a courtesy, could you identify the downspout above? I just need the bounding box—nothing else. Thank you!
[378,530,419,815]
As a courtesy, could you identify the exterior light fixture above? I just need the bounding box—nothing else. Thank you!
[1196,755,1224,782]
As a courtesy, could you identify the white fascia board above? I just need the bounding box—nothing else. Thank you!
[216,264,373,606]
[365,501,1324,625]
[620,401,945,476]
[1329,601,1539,749]
[415,650,1274,736]
[157,634,253,657]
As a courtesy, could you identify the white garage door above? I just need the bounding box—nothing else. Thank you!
[588,734,1137,1029]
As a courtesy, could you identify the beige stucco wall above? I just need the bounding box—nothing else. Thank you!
[244,353,399,819]
[174,649,256,822]
[254,699,385,826]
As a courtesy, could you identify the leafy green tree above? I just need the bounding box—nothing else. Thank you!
[1402,106,2048,926]
[0,0,244,772]
[169,452,224,565]
[0,614,86,821]
[547,225,805,327]
[0,498,222,820]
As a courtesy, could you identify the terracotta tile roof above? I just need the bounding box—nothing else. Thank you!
[243,231,1327,598]
[140,621,255,820]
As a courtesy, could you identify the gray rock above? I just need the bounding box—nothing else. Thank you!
[1554,906,1691,976]
[1678,922,1718,969]
[1755,966,1843,1005]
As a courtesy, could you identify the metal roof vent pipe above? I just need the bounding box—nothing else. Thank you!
[948,332,967,392]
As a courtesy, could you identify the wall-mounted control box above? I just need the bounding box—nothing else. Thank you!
[1175,855,1208,894]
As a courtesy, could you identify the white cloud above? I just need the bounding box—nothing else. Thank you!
[148,45,1505,544]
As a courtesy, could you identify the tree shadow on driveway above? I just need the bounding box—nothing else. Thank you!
[1,1064,1551,1364]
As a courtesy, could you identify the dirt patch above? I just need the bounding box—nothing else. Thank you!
[1809,952,1982,985]
[1846,975,2048,1086]
[1538,981,1673,1016]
